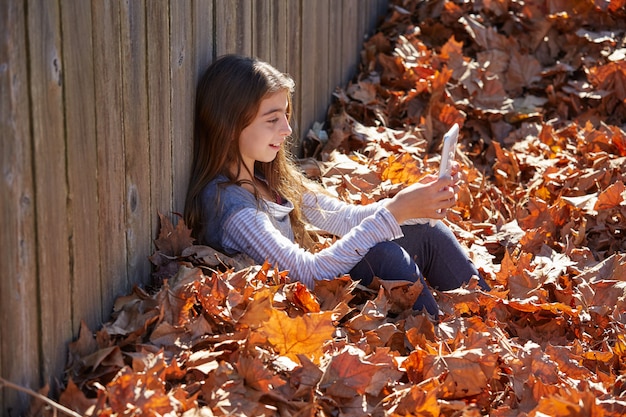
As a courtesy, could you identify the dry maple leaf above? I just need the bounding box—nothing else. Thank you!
[319,346,381,398]
[153,212,194,256]
[236,354,286,393]
[595,180,626,210]
[384,382,441,417]
[259,308,336,365]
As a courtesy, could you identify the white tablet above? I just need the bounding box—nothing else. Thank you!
[439,123,459,179]
[430,123,459,226]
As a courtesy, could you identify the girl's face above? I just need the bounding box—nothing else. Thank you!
[237,90,292,175]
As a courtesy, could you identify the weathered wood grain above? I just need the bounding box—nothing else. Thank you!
[0,0,40,412]
[27,0,72,397]
[60,0,102,334]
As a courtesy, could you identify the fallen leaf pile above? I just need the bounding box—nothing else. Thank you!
[56,0,626,416]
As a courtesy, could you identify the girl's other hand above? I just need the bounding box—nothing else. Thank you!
[449,161,461,180]
[449,161,462,194]
[384,175,457,224]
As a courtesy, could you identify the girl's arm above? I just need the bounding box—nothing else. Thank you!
[301,172,458,235]
[301,192,384,237]
[221,205,402,288]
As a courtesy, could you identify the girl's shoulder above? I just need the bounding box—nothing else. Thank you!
[201,175,258,212]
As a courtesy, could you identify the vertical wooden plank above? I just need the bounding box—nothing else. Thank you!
[300,0,316,145]
[357,0,366,62]
[28,0,72,396]
[341,0,359,86]
[271,0,291,147]
[328,1,342,95]
[285,0,303,150]
[193,0,214,218]
[194,0,214,80]
[0,1,39,414]
[147,1,173,248]
[273,0,288,74]
[92,0,128,317]
[121,0,151,287]
[238,0,253,56]
[171,0,194,215]
[252,0,272,62]
[367,0,383,36]
[215,0,253,56]
[214,0,236,55]
[368,0,376,32]
[314,0,330,124]
[378,0,388,20]
[60,0,102,335]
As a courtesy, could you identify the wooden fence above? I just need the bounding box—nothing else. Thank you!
[0,0,389,413]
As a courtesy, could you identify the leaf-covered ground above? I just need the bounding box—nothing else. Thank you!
[57,1,625,416]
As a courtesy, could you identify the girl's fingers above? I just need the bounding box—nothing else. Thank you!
[419,174,438,184]
[450,161,460,175]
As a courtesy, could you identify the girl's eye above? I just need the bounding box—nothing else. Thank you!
[268,118,279,124]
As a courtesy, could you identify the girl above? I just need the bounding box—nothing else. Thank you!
[184,55,489,317]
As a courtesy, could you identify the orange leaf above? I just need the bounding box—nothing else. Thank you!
[260,308,335,364]
[387,384,440,417]
[594,180,625,210]
[284,282,321,313]
[589,60,626,101]
[381,153,425,184]
[529,390,603,417]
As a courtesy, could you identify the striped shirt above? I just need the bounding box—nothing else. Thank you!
[199,176,404,288]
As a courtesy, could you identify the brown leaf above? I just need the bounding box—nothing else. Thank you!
[422,348,496,399]
[505,49,543,93]
[59,379,97,415]
[153,212,195,256]
[237,287,274,329]
[314,274,358,311]
[319,347,380,398]
[369,277,423,315]
[289,354,324,399]
[595,180,625,210]
[236,354,286,393]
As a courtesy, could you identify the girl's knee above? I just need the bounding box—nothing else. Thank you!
[364,241,421,282]
[368,241,408,260]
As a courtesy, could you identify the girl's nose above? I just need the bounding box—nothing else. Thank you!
[281,116,292,136]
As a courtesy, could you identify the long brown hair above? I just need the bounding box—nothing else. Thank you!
[184,55,317,248]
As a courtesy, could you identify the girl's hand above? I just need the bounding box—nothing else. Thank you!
[449,161,462,194]
[384,174,459,224]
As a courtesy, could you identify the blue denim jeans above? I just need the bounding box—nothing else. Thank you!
[349,221,490,316]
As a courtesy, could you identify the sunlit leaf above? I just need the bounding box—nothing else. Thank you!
[594,180,625,210]
[260,308,335,364]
